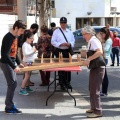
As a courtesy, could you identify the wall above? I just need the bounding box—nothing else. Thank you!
[55,0,105,31]
[0,14,39,58]
[55,0,120,31]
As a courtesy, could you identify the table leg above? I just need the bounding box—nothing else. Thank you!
[46,71,76,106]
[46,71,57,106]
[47,72,59,92]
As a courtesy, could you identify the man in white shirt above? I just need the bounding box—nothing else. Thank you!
[51,17,75,90]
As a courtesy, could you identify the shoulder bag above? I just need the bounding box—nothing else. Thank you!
[59,28,74,55]
[87,43,106,69]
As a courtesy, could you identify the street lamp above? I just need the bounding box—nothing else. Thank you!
[87,12,92,15]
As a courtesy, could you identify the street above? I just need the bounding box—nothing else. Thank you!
[0,59,120,120]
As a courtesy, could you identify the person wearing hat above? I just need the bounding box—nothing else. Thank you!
[51,17,75,90]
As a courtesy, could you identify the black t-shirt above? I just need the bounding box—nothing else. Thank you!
[1,32,20,69]
[18,34,23,48]
[48,29,53,36]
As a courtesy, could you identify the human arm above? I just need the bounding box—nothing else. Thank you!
[104,38,112,52]
[1,34,18,69]
[68,31,75,48]
[84,48,103,66]
[51,29,62,48]
[36,37,43,50]
[84,38,103,66]
[22,43,36,56]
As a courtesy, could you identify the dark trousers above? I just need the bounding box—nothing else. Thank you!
[112,47,119,64]
[110,52,113,63]
[39,70,50,85]
[102,59,108,94]
[55,48,71,86]
[1,63,17,109]
[89,67,105,114]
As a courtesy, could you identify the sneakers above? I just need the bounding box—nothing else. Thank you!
[110,64,114,66]
[26,87,35,92]
[86,109,93,113]
[87,113,102,118]
[5,105,22,114]
[19,89,29,95]
[110,64,119,66]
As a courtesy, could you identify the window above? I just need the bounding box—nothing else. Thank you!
[76,18,82,29]
[105,18,113,26]
[51,0,55,8]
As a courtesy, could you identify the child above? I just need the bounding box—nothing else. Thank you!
[19,30,36,95]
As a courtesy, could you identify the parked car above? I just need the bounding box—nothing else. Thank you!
[73,26,120,53]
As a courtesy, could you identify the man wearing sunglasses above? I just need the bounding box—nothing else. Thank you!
[51,17,75,90]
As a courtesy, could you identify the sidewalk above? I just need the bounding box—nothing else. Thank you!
[0,59,120,120]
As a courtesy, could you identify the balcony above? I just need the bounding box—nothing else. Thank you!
[0,0,17,14]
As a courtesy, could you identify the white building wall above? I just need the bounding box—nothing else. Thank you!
[55,0,105,31]
[55,0,120,31]
[0,15,39,58]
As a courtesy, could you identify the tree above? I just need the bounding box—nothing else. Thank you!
[37,0,51,26]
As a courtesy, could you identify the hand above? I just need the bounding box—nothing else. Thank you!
[66,43,71,47]
[83,59,90,66]
[33,47,37,52]
[14,66,21,73]
[60,43,67,47]
[19,63,24,68]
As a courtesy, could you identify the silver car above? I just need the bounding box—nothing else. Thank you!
[73,26,120,53]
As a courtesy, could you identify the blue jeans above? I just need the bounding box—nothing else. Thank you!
[1,63,17,109]
[110,52,113,63]
[112,47,119,64]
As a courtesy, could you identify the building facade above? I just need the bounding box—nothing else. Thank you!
[54,0,120,31]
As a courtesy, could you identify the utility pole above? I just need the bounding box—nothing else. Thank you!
[17,0,27,62]
[17,0,27,23]
[49,0,52,27]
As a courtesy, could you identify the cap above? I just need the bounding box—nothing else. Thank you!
[60,17,67,23]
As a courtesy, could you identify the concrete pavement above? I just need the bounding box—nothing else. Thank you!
[0,59,120,120]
